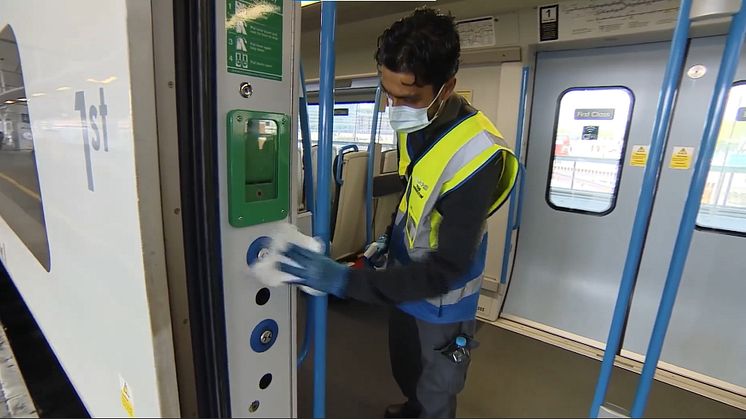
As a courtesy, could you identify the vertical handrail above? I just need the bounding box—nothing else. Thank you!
[589,1,693,416]
[499,66,530,284]
[299,63,315,217]
[366,85,382,244]
[630,4,746,417]
[312,2,336,417]
[297,63,314,368]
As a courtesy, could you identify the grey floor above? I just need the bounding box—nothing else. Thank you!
[0,320,37,418]
[298,298,746,418]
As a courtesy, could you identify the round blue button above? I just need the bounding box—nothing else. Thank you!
[247,236,272,266]
[456,336,467,347]
[250,319,279,353]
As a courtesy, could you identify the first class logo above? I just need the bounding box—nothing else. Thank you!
[574,108,615,120]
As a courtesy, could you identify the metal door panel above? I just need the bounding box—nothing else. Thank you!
[624,36,746,389]
[503,42,670,344]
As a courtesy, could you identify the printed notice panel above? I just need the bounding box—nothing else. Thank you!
[227,0,283,81]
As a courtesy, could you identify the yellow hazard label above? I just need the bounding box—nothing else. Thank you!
[630,145,649,167]
[457,90,473,103]
[120,377,135,417]
[670,146,694,170]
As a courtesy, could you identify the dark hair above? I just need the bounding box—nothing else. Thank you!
[375,7,460,92]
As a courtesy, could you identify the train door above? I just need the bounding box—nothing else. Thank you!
[503,41,671,344]
[622,35,746,392]
[504,36,746,395]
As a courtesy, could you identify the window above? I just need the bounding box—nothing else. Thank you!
[300,102,395,151]
[697,82,746,235]
[0,25,50,270]
[546,87,634,215]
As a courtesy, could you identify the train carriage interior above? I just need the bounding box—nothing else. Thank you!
[0,0,745,418]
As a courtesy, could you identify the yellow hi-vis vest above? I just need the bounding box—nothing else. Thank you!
[390,111,519,323]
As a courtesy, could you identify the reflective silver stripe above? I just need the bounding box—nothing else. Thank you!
[408,247,430,261]
[395,210,405,225]
[425,274,483,306]
[412,131,499,251]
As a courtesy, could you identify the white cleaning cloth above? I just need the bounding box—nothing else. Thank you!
[247,222,325,296]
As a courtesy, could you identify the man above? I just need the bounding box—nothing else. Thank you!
[279,7,518,418]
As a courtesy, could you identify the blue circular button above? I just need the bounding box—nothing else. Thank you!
[456,336,467,347]
[250,319,279,353]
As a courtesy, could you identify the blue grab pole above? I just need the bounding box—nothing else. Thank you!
[589,1,693,416]
[299,63,316,218]
[499,66,529,284]
[630,5,746,417]
[312,2,336,417]
[297,64,315,368]
[366,85,382,245]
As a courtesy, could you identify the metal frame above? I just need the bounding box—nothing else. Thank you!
[366,85,382,245]
[173,0,231,415]
[297,63,314,368]
[499,66,529,284]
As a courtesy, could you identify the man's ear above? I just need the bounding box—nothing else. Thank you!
[441,77,457,98]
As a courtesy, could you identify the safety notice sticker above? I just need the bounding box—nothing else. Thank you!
[630,145,649,167]
[670,146,694,170]
[119,376,135,417]
[226,0,283,81]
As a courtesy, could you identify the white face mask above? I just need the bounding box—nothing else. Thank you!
[387,85,446,134]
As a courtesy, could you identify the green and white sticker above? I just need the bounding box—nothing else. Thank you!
[226,0,283,81]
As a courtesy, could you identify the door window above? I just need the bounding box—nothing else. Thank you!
[301,102,395,151]
[697,81,746,234]
[546,87,634,215]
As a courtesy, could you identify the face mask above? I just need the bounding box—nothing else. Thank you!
[387,85,446,134]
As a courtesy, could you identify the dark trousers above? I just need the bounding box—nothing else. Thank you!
[388,308,475,418]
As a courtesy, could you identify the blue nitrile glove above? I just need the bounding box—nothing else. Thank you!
[363,233,389,267]
[277,243,350,298]
[374,233,389,253]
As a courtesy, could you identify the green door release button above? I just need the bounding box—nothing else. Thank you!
[227,110,290,227]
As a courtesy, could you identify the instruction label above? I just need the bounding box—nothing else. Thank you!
[670,146,694,170]
[630,145,649,167]
[456,16,496,49]
[226,0,283,81]
[119,376,135,417]
[539,4,560,42]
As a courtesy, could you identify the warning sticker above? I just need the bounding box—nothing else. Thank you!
[457,90,473,103]
[630,145,649,167]
[120,376,135,417]
[670,146,694,170]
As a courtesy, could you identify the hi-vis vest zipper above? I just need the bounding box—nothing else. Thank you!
[390,110,519,324]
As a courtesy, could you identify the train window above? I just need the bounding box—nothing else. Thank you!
[697,82,746,235]
[546,87,634,215]
[302,102,395,151]
[0,25,50,271]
